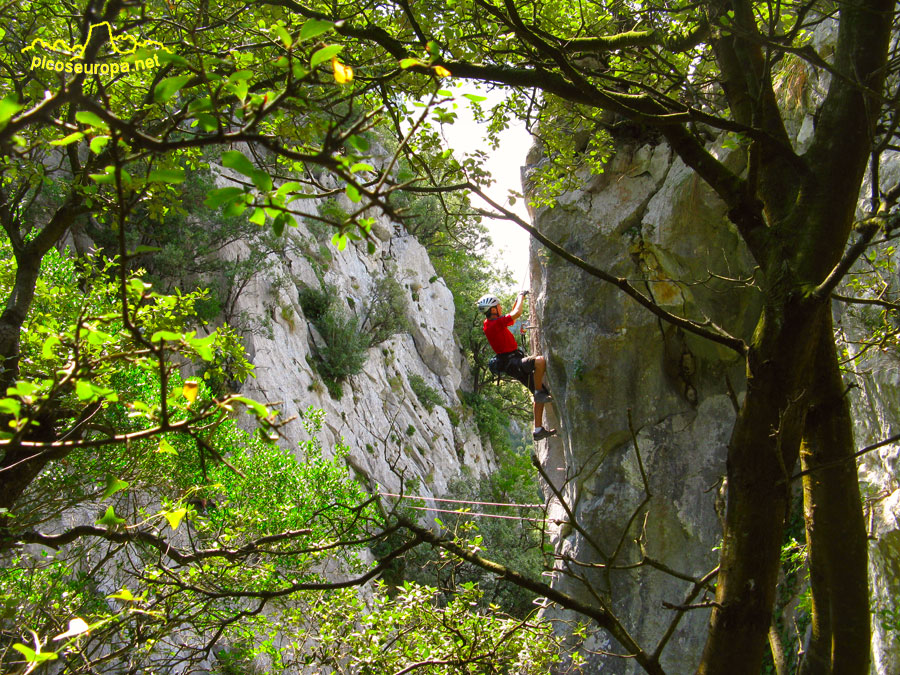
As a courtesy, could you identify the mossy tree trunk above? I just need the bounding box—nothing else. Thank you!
[697,0,891,669]
[799,316,870,674]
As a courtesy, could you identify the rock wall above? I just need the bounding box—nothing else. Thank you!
[216,165,495,507]
[526,133,758,673]
[524,34,900,671]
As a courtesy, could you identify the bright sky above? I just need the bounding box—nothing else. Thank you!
[436,87,533,287]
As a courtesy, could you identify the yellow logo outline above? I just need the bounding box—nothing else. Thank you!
[21,21,171,62]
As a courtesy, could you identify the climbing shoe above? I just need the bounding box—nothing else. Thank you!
[532,427,557,441]
[534,389,552,403]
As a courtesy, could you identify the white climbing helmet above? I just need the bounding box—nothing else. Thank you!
[476,294,500,312]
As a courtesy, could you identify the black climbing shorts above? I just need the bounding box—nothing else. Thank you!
[493,349,537,391]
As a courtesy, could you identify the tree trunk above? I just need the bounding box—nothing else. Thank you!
[799,314,870,674]
[0,254,41,391]
[698,301,824,673]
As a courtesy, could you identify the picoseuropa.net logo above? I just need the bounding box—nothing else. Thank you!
[22,21,171,77]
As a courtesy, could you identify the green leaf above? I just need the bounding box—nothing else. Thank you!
[310,44,343,69]
[331,232,348,251]
[89,166,130,185]
[299,18,334,41]
[399,58,422,69]
[345,184,361,203]
[150,329,182,342]
[0,398,20,417]
[75,381,94,400]
[155,51,191,68]
[187,97,213,113]
[86,329,112,346]
[232,395,269,418]
[204,187,245,208]
[195,113,218,131]
[154,75,193,103]
[50,131,84,146]
[275,181,302,199]
[221,150,257,177]
[13,643,57,663]
[272,212,288,236]
[347,135,369,152]
[96,505,126,527]
[1,397,20,422]
[273,24,293,48]
[231,79,249,103]
[228,70,254,83]
[0,95,24,127]
[89,169,115,184]
[223,199,248,218]
[89,136,109,154]
[463,93,488,103]
[12,643,36,660]
[249,207,266,226]
[101,474,130,500]
[41,335,60,360]
[109,588,135,602]
[74,111,108,128]
[158,438,178,455]
[164,507,188,531]
[251,170,273,192]
[350,162,375,173]
[147,168,185,184]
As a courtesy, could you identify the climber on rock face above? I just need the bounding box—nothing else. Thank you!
[477,291,557,441]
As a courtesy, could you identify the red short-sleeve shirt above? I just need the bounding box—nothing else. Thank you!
[483,314,518,354]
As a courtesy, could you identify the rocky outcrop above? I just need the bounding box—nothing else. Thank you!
[525,63,900,675]
[216,168,494,503]
[526,135,758,672]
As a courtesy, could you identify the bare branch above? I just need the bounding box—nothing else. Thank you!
[396,516,665,675]
[468,184,748,355]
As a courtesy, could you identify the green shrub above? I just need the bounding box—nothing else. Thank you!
[408,374,443,412]
[361,271,409,347]
[444,405,461,427]
[314,311,369,396]
[300,284,370,399]
[299,285,332,322]
[461,390,510,452]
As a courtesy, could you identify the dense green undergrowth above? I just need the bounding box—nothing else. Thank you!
[0,231,562,673]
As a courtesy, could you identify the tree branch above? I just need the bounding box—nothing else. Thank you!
[18,525,314,566]
[468,184,748,355]
[141,533,423,599]
[560,23,710,55]
[809,219,884,302]
[395,515,665,675]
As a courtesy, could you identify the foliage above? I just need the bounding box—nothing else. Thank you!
[837,241,900,367]
[3,0,898,671]
[303,581,567,674]
[0,230,561,673]
[299,284,370,398]
[0,233,384,672]
[299,270,411,398]
[408,373,443,412]
[435,441,546,618]
[360,270,410,347]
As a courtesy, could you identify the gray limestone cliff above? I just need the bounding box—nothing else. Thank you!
[523,27,900,670]
[526,133,754,673]
[215,168,496,500]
